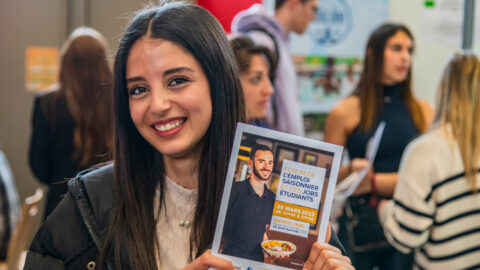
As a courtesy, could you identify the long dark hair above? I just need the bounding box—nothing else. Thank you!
[100,2,245,269]
[354,23,425,132]
[50,27,113,166]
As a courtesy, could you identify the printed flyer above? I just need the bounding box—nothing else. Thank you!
[212,123,343,270]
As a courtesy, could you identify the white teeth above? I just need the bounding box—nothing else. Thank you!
[154,119,184,132]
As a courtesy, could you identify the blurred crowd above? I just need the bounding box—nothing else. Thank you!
[1,0,479,269]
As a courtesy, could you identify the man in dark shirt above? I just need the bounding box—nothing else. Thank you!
[222,144,276,262]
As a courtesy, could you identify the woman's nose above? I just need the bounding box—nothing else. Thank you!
[149,88,171,115]
[263,78,274,96]
[402,49,411,61]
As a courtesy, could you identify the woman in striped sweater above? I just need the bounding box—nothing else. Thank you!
[378,52,480,269]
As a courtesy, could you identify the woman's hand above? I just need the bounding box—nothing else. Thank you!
[183,250,234,270]
[350,158,369,173]
[302,243,354,270]
[350,158,373,195]
[303,223,354,270]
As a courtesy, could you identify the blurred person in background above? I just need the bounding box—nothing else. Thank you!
[323,23,434,269]
[0,150,20,260]
[29,27,113,219]
[232,0,319,136]
[379,52,480,270]
[230,35,275,128]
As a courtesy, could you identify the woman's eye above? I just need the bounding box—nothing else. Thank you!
[391,45,401,51]
[129,86,148,96]
[169,77,189,87]
[249,76,262,85]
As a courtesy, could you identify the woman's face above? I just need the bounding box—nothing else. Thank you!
[382,30,413,85]
[126,37,212,159]
[241,54,274,120]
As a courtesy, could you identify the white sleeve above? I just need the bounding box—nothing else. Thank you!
[379,137,436,253]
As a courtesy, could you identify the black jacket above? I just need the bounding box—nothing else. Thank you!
[25,164,115,270]
[29,92,86,218]
[25,164,346,269]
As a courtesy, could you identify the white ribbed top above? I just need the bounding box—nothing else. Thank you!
[155,176,198,270]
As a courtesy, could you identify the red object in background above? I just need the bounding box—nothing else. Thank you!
[197,0,262,33]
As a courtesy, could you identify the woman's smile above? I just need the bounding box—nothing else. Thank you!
[152,117,186,136]
[127,37,212,159]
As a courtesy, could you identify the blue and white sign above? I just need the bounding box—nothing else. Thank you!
[290,0,389,57]
[308,0,352,45]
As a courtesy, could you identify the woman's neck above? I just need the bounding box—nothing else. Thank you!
[383,83,402,98]
[163,153,200,190]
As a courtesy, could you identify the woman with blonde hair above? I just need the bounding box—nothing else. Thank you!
[379,52,480,269]
[29,27,113,218]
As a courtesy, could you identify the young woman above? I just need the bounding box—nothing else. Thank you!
[29,27,113,219]
[230,35,274,127]
[379,52,480,269]
[324,23,434,269]
[25,3,352,270]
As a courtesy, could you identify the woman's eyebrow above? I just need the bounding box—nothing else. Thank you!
[126,76,145,83]
[163,67,194,76]
[126,67,195,83]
